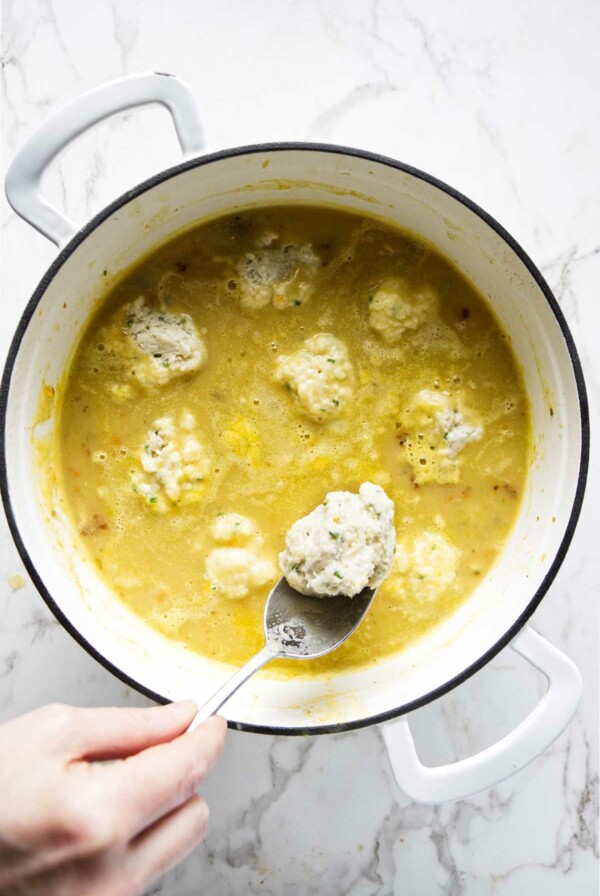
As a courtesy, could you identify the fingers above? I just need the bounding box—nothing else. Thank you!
[12,798,211,896]
[70,701,198,761]
[127,795,210,892]
[107,715,226,839]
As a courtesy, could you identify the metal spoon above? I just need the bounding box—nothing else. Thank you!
[188,578,376,730]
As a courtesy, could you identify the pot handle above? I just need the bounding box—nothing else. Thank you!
[381,626,582,804]
[5,72,205,249]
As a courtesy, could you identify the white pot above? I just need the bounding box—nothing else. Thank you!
[2,73,589,803]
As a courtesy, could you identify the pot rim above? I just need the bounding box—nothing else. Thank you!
[0,142,590,735]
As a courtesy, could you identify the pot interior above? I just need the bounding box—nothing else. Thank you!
[4,147,585,731]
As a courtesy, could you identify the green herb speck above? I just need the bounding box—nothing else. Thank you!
[334,571,343,580]
[329,531,339,539]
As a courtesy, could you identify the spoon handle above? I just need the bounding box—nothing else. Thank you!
[187,645,278,730]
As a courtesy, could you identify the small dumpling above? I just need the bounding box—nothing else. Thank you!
[205,513,275,599]
[388,531,459,603]
[235,233,320,310]
[124,298,206,386]
[131,411,211,511]
[211,513,262,546]
[398,389,482,484]
[206,547,276,599]
[369,278,437,342]
[274,333,354,423]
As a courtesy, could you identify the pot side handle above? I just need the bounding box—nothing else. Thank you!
[381,626,582,804]
[4,72,205,249]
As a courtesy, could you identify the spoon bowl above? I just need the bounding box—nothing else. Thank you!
[264,578,376,659]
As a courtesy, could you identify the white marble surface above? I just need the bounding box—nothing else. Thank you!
[1,0,598,893]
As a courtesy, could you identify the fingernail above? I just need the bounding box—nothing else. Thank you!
[194,714,226,733]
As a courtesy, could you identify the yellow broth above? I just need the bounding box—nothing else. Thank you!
[55,206,531,676]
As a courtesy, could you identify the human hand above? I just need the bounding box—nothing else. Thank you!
[0,701,226,895]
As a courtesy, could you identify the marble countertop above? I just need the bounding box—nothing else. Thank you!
[1,0,598,893]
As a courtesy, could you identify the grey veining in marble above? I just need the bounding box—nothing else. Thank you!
[1,0,598,893]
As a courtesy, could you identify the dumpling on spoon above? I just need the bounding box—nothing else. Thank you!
[280,482,396,597]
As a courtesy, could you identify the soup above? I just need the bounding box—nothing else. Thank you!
[55,205,531,676]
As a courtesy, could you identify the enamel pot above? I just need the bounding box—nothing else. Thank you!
[2,73,589,803]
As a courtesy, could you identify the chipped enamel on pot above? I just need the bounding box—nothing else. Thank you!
[2,74,588,803]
